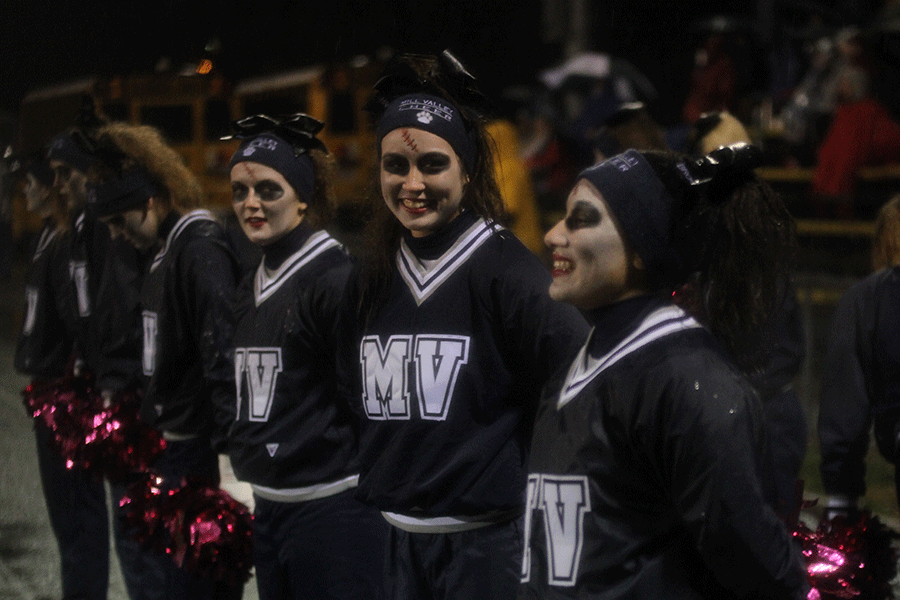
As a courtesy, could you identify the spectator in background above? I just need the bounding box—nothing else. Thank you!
[682,33,739,124]
[811,28,900,217]
[819,194,900,517]
[486,118,545,255]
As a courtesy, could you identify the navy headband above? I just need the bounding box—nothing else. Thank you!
[47,133,96,173]
[375,93,476,175]
[229,133,315,204]
[89,168,162,218]
[577,150,685,289]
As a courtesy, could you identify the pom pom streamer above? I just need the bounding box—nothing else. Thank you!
[22,373,165,481]
[793,510,899,600]
[24,373,252,583]
[120,474,254,584]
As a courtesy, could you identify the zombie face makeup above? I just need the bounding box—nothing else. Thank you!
[231,162,306,246]
[25,173,52,214]
[545,179,644,310]
[50,160,88,209]
[380,127,467,238]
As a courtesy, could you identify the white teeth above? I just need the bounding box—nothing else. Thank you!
[403,199,427,209]
[554,260,573,272]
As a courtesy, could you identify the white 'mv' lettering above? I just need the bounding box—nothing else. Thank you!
[521,474,591,587]
[70,260,90,317]
[23,286,39,335]
[415,335,469,420]
[360,334,471,421]
[360,335,413,419]
[234,348,282,422]
[141,311,158,376]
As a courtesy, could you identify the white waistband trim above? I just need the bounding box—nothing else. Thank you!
[382,507,521,533]
[251,474,359,503]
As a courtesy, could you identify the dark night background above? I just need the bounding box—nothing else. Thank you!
[0,0,882,139]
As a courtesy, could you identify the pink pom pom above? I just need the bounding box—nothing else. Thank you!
[119,475,254,585]
[793,510,898,600]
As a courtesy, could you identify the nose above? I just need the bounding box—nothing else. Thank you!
[402,168,425,192]
[544,219,568,250]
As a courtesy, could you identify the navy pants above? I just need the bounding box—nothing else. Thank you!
[34,421,110,600]
[252,489,388,600]
[115,437,241,600]
[386,517,523,600]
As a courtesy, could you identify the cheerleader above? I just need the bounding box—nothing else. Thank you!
[226,114,386,599]
[343,52,589,599]
[14,152,114,600]
[519,145,808,599]
[90,123,241,600]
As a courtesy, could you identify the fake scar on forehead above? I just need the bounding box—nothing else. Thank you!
[400,129,419,152]
[240,163,255,177]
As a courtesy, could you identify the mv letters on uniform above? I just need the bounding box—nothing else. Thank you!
[521,473,591,587]
[360,334,470,421]
[234,348,283,422]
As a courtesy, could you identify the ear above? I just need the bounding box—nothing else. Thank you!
[297,202,309,216]
[632,254,645,271]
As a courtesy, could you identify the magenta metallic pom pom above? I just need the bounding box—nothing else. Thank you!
[793,511,898,600]
[119,475,253,584]
[23,377,165,479]
[119,472,172,554]
[22,371,98,469]
[88,388,166,482]
[165,478,254,585]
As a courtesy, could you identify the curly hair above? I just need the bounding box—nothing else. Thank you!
[303,148,338,230]
[93,122,203,211]
[642,150,796,371]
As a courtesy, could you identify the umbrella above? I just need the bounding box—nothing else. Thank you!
[539,52,657,102]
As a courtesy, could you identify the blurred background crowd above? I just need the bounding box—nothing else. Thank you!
[2,0,900,521]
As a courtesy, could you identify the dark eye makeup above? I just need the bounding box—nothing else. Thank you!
[232,180,285,203]
[565,200,602,230]
[381,152,452,176]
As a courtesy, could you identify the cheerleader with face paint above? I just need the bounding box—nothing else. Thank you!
[13,151,115,600]
[90,122,242,600]
[342,52,589,599]
[519,145,808,599]
[225,114,386,600]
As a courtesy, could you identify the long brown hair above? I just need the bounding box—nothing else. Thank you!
[357,53,507,324]
[644,149,796,371]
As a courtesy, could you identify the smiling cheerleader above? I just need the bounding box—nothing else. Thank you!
[341,51,589,600]
[519,144,808,599]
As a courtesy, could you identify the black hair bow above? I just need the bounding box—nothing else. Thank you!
[680,142,762,188]
[223,113,326,156]
[363,49,493,119]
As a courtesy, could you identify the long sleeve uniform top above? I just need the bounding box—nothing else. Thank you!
[228,224,359,500]
[139,209,240,444]
[819,266,900,496]
[343,210,589,529]
[14,220,72,379]
[520,295,808,600]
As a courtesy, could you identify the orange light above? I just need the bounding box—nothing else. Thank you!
[196,59,213,75]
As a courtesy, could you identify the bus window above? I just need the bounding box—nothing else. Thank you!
[140,105,193,143]
[206,99,232,140]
